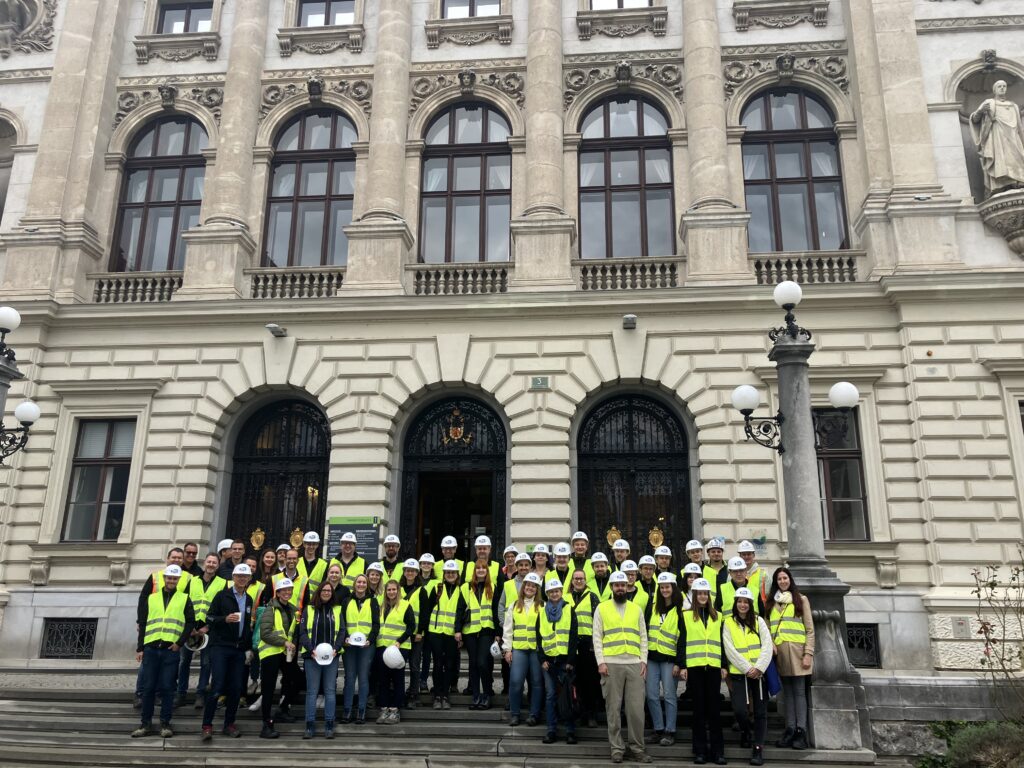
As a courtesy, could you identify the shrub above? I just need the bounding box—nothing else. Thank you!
[944,720,1024,768]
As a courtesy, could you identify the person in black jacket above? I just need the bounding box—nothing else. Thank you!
[200,563,254,741]
[418,560,467,710]
[537,578,579,745]
[299,581,346,739]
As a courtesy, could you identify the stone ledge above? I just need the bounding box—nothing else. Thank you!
[133,32,220,65]
[575,6,668,41]
[732,0,829,32]
[277,23,365,56]
[424,15,513,49]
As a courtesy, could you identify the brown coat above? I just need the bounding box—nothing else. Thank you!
[771,594,815,677]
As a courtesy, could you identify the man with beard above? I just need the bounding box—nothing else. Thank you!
[381,535,404,581]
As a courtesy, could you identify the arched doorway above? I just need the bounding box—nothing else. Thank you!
[225,400,330,550]
[577,395,692,558]
[400,397,507,557]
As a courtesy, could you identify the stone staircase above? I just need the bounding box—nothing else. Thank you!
[0,678,886,768]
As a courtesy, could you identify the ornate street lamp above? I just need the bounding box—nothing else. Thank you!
[0,307,40,464]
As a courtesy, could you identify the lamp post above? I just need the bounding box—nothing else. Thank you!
[729,282,871,751]
[0,307,41,464]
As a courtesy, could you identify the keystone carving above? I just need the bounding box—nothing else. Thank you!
[114,85,224,127]
[723,53,848,98]
[563,62,683,109]
[410,71,524,115]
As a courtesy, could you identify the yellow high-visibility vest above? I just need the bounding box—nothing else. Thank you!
[345,596,374,638]
[587,577,613,603]
[570,589,597,637]
[648,607,680,658]
[596,601,643,658]
[770,603,807,645]
[702,565,722,595]
[511,604,540,651]
[720,581,759,616]
[257,605,296,660]
[378,601,412,650]
[153,570,191,593]
[305,604,343,651]
[463,560,500,585]
[460,583,495,633]
[329,556,366,589]
[683,611,722,668]
[297,558,328,591]
[189,575,226,623]
[725,616,762,675]
[538,604,573,657]
[272,571,307,608]
[429,585,460,637]
[143,591,189,645]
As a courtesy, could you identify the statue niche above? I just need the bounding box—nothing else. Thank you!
[970,80,1024,197]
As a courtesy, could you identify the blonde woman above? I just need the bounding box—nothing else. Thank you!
[502,572,543,726]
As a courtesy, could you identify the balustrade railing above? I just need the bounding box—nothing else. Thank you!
[752,252,864,285]
[409,263,510,296]
[247,266,346,299]
[90,272,183,303]
[576,257,683,291]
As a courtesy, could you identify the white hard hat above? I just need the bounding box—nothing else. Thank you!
[232,564,252,576]
[276,543,290,552]
[187,633,209,652]
[683,563,702,575]
[571,531,589,542]
[314,642,334,666]
[163,564,183,577]
[384,535,400,545]
[341,532,357,544]
[657,572,677,584]
[523,572,542,586]
[276,578,294,590]
[707,537,726,550]
[737,540,756,553]
[553,543,571,556]
[545,579,564,593]
[685,539,703,552]
[441,536,458,548]
[303,531,321,544]
[216,539,233,552]
[515,553,532,564]
[728,556,747,570]
[533,543,549,555]
[419,553,435,564]
[349,632,366,646]
[443,559,460,572]
[734,587,754,601]
[475,535,492,547]
[383,645,406,670]
[692,578,712,592]
[638,555,656,567]
[590,552,609,564]
[367,562,385,574]
[403,558,420,570]
[654,546,672,557]
[504,545,519,555]
[621,560,638,572]
[490,641,503,659]
[612,539,630,551]
[609,571,628,584]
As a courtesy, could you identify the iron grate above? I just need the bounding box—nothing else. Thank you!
[846,622,881,668]
[41,618,98,660]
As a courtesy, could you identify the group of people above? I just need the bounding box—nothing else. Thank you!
[134,530,815,765]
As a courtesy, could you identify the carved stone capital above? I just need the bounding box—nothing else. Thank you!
[978,189,1024,257]
[424,15,513,49]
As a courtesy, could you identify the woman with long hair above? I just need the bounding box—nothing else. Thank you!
[298,581,345,739]
[366,562,385,601]
[646,572,683,746]
[531,545,551,585]
[341,574,379,724]
[681,563,702,610]
[723,588,773,766]
[502,572,543,726]
[398,560,424,707]
[256,549,278,584]
[462,559,497,709]
[418,560,466,710]
[567,569,600,728]
[681,579,726,765]
[375,579,416,724]
[766,567,814,750]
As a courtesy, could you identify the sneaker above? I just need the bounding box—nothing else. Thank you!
[433,698,443,710]
[222,724,241,738]
[159,722,174,738]
[130,724,153,738]
[792,727,809,750]
[612,755,624,764]
[509,716,520,727]
[377,711,389,724]
[340,710,352,724]
[247,695,262,712]
[200,726,213,741]
[750,747,764,767]
[173,694,185,708]
[660,733,675,747]
[355,710,366,725]
[694,757,707,765]
[525,715,538,727]
[303,723,315,739]
[714,757,728,766]
[259,724,279,739]
[389,709,401,724]
[325,720,335,739]
[566,733,578,745]
[441,698,451,710]
[543,732,556,744]
[481,695,491,710]
[776,727,795,748]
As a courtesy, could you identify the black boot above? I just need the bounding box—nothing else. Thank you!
[749,746,764,766]
[776,727,795,748]
[274,707,296,724]
[740,731,751,748]
[355,709,366,725]
[340,709,352,724]
[260,722,279,739]
[791,727,808,750]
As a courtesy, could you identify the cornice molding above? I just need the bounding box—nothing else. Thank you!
[980,357,1024,379]
[277,23,364,56]
[916,14,1024,33]
[721,39,845,59]
[424,14,513,49]
[133,32,220,65]
[754,364,887,386]
[46,378,167,396]
[576,6,668,41]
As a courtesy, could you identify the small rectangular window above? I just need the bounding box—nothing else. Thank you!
[814,408,869,541]
[158,2,214,34]
[62,420,136,542]
[300,0,354,26]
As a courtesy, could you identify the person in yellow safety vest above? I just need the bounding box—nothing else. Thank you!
[593,571,651,765]
[375,579,416,725]
[588,552,613,602]
[381,535,404,582]
[257,578,298,739]
[463,535,502,586]
[680,578,727,766]
[645,572,683,747]
[621,560,649,614]
[501,571,544,726]
[684,539,706,569]
[496,552,532,699]
[610,539,631,572]
[298,581,346,739]
[715,557,767,617]
[462,558,498,710]
[133,564,195,739]
[737,540,768,606]
[133,547,192,709]
[722,587,773,767]
[366,561,386,603]
[181,553,225,707]
[681,563,703,610]
[704,537,727,595]
[501,545,519,580]
[419,559,466,710]
[433,536,464,581]
[637,555,657,598]
[570,531,596,583]
[538,578,579,744]
[766,567,814,751]
[653,545,674,576]
[272,549,306,608]
[330,532,366,590]
[531,544,552,586]
[567,569,600,728]
[341,574,380,724]
[398,559,427,707]
[298,531,329,593]
[551,542,573,586]
[414,553,440,697]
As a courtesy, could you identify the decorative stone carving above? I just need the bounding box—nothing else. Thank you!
[978,190,1024,256]
[307,74,325,102]
[576,6,667,41]
[133,32,221,65]
[917,15,1024,33]
[876,560,899,589]
[723,52,849,98]
[732,0,829,32]
[0,0,56,58]
[458,68,476,96]
[277,23,364,56]
[563,61,683,109]
[259,77,373,121]
[157,84,177,109]
[114,85,224,127]
[981,48,998,72]
[409,70,524,115]
[424,15,513,49]
[969,80,1024,197]
[28,557,49,586]
[109,560,129,586]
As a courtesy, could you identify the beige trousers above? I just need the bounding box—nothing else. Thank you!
[601,662,647,758]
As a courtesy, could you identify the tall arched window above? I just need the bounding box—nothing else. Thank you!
[741,88,848,253]
[420,103,511,263]
[578,95,674,260]
[264,109,357,267]
[113,116,208,272]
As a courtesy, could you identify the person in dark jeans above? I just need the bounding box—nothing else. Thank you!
[723,588,772,766]
[200,563,254,740]
[418,561,466,710]
[133,565,194,738]
[537,578,579,744]
[461,559,499,709]
[258,579,299,738]
[567,569,600,727]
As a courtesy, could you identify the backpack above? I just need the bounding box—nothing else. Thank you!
[557,669,580,721]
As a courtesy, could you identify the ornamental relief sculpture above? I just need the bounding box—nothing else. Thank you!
[259,76,373,121]
[113,84,225,127]
[409,69,525,115]
[723,52,849,98]
[0,0,56,58]
[563,60,683,109]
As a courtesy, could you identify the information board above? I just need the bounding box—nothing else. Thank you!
[326,515,380,564]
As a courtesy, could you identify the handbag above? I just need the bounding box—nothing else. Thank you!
[556,669,580,721]
[765,658,782,698]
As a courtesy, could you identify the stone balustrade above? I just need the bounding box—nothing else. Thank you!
[89,271,183,303]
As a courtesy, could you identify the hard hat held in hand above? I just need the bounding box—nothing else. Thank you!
[348,632,367,647]
[383,645,406,670]
[186,633,209,652]
[314,642,334,666]
[490,641,503,659]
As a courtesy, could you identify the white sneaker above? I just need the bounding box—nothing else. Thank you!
[248,695,262,712]
[389,708,401,724]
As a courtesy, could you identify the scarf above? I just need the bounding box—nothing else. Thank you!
[545,598,565,623]
[774,590,793,605]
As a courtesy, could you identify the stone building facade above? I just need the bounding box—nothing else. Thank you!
[0,0,1021,708]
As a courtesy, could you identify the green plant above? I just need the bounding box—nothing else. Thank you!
[972,544,1024,724]
[915,722,969,768]
[944,720,1024,768]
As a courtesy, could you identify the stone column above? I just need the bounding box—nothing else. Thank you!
[341,0,413,295]
[178,0,269,300]
[768,334,870,751]
[678,0,751,284]
[508,0,575,291]
[0,0,131,303]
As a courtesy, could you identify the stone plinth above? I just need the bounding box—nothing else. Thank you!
[508,215,576,291]
[680,207,753,284]
[341,218,414,295]
[176,225,256,300]
[978,189,1024,257]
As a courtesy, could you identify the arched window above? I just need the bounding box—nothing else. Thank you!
[741,88,848,253]
[578,95,674,260]
[113,116,208,272]
[420,103,511,263]
[264,109,357,267]
[0,118,16,226]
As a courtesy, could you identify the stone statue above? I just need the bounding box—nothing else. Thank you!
[970,80,1024,197]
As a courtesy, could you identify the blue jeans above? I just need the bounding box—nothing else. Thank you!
[176,644,211,695]
[139,647,178,726]
[342,645,373,713]
[543,659,576,734]
[203,645,246,727]
[645,660,678,733]
[304,655,339,723]
[509,649,542,718]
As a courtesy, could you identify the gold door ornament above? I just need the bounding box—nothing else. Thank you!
[249,527,266,550]
[289,528,304,548]
[606,526,622,547]
[648,527,664,548]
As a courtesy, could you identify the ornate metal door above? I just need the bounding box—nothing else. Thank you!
[401,397,507,556]
[578,395,691,557]
[226,400,330,551]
